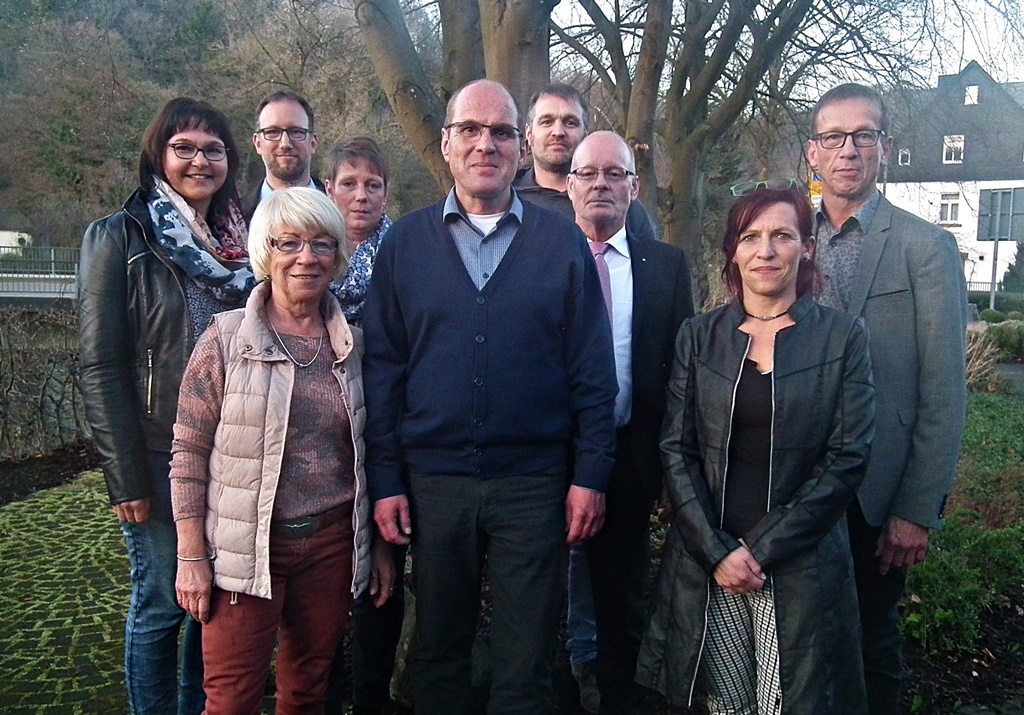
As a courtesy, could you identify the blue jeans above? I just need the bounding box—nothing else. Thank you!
[566,544,597,668]
[120,451,204,715]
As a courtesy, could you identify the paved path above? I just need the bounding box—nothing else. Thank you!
[0,472,128,713]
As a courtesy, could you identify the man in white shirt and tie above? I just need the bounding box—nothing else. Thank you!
[567,131,693,714]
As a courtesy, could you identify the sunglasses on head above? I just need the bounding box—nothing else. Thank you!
[729,178,798,197]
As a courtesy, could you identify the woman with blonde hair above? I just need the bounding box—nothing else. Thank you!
[171,187,392,714]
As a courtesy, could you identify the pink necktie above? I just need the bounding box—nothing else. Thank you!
[589,241,613,320]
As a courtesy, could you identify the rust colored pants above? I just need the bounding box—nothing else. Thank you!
[201,519,354,715]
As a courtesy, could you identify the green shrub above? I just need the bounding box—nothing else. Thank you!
[1008,311,1024,321]
[985,320,1024,361]
[902,511,1024,656]
[980,308,1007,323]
[969,291,1024,314]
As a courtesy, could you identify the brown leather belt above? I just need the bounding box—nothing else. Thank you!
[271,502,352,540]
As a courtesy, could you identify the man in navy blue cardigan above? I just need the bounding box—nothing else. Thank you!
[362,79,618,715]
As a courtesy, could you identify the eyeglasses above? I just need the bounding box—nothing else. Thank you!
[443,121,521,143]
[570,167,635,183]
[812,130,886,149]
[729,178,798,197]
[168,143,227,162]
[270,235,338,256]
[256,127,312,142]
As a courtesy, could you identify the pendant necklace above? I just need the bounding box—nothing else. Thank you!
[269,319,324,369]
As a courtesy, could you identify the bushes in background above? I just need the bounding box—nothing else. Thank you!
[969,290,1024,315]
[985,320,1024,362]
[979,308,1006,323]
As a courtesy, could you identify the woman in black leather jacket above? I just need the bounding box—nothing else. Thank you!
[78,98,253,715]
[636,186,874,714]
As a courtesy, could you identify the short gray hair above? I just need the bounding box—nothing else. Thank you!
[248,187,347,282]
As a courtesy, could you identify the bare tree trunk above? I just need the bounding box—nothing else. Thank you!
[625,0,673,231]
[355,0,451,191]
[439,0,485,100]
[478,0,558,114]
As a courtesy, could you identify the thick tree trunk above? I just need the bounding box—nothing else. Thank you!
[661,136,710,306]
[439,0,486,100]
[354,0,451,191]
[625,0,673,233]
[478,0,558,116]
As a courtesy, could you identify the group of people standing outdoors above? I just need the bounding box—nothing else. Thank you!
[77,75,967,715]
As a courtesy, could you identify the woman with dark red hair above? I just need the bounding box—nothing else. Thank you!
[637,185,874,714]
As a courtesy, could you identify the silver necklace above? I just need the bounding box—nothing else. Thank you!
[269,319,324,368]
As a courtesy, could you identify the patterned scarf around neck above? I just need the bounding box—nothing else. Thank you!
[330,214,392,325]
[147,178,256,304]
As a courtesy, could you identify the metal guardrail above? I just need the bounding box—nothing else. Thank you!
[967,281,1024,294]
[0,246,79,275]
[0,246,79,300]
[0,248,1020,304]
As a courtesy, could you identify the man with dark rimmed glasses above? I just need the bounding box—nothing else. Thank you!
[807,83,967,715]
[363,79,617,715]
[243,90,323,222]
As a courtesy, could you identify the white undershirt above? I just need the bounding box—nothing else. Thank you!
[466,213,503,236]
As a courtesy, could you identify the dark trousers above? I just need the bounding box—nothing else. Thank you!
[325,543,407,714]
[848,502,908,715]
[585,431,655,714]
[408,472,568,715]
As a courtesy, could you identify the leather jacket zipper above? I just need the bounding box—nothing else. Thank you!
[146,349,154,414]
[688,334,753,706]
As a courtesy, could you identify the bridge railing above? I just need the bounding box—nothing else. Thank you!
[0,246,79,301]
[0,246,79,276]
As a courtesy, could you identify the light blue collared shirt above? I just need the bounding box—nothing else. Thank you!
[443,189,524,290]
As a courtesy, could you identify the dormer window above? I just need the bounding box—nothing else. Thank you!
[943,135,964,164]
[898,149,911,166]
[964,85,979,105]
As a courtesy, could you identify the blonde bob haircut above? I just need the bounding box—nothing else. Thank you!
[248,187,348,282]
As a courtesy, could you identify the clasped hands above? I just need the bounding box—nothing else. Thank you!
[713,542,766,595]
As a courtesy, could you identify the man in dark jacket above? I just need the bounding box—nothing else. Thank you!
[242,90,323,222]
[568,131,693,714]
[514,83,657,243]
[514,84,661,711]
[363,79,617,715]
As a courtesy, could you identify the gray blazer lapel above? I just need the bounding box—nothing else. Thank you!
[847,197,893,317]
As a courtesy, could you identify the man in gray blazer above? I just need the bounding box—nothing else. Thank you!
[807,83,967,715]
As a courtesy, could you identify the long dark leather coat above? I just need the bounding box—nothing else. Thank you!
[636,295,873,714]
[78,189,201,505]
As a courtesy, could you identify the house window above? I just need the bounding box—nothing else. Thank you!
[964,85,979,105]
[898,149,911,166]
[943,135,964,164]
[939,193,960,224]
